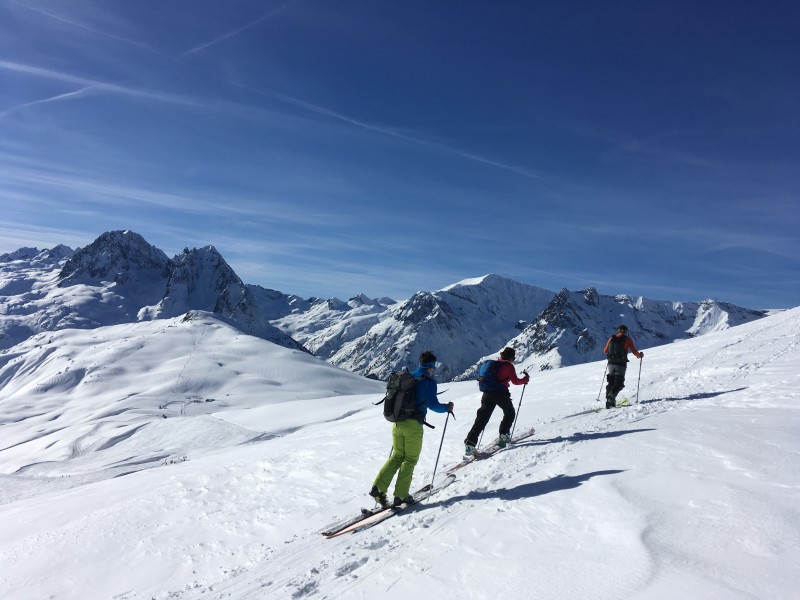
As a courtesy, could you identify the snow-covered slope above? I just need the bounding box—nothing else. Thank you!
[0,311,383,479]
[270,295,398,360]
[1,306,798,599]
[0,245,76,349]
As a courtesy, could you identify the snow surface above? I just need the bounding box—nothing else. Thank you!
[1,307,799,599]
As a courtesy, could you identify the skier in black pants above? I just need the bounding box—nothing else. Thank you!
[603,324,644,408]
[464,347,529,455]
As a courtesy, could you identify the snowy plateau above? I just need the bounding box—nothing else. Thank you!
[0,231,797,599]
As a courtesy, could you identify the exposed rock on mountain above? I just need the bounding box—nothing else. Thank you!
[462,287,769,376]
[305,275,557,382]
[0,231,304,352]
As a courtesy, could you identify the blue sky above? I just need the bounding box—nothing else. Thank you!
[1,0,798,309]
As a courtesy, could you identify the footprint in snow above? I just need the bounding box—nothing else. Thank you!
[366,539,389,550]
[335,557,369,578]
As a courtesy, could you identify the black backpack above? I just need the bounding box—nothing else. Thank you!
[381,369,424,423]
[606,335,628,365]
[477,360,505,392]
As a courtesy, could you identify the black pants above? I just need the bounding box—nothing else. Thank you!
[464,390,515,446]
[606,363,627,399]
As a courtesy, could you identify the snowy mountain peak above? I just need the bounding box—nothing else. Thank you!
[441,273,526,293]
[0,247,40,262]
[41,244,74,261]
[153,245,244,319]
[582,287,600,306]
[496,288,769,373]
[348,293,388,308]
[0,231,306,353]
[58,230,171,286]
[311,277,556,382]
[441,273,496,290]
[0,245,73,267]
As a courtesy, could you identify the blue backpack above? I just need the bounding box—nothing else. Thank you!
[477,360,505,392]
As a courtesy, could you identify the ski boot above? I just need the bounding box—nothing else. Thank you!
[393,495,415,508]
[369,485,390,508]
[498,433,511,448]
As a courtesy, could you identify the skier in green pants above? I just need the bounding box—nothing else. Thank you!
[370,350,454,508]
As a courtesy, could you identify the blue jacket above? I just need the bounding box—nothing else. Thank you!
[411,366,449,423]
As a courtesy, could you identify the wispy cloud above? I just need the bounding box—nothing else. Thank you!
[0,165,346,226]
[0,86,97,118]
[0,60,208,112]
[0,221,95,252]
[3,2,545,182]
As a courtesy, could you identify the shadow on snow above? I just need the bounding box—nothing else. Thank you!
[639,387,747,404]
[526,427,656,446]
[422,469,626,509]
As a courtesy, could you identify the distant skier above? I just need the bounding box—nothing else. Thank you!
[464,347,529,455]
[603,324,644,408]
[370,351,454,508]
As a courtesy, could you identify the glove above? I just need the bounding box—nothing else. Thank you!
[639,352,644,359]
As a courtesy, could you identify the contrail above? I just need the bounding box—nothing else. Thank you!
[257,89,545,180]
[0,86,96,118]
[9,0,164,56]
[0,60,208,110]
[179,1,297,58]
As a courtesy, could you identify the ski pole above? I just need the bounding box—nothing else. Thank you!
[509,373,528,440]
[597,363,609,402]
[427,410,452,499]
[635,356,643,403]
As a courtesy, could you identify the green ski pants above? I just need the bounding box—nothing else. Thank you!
[373,419,424,500]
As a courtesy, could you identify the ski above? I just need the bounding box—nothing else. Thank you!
[446,427,537,474]
[604,397,633,410]
[558,397,634,420]
[321,473,456,538]
[562,406,604,419]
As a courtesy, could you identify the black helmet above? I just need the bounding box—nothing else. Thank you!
[500,347,516,361]
[617,324,629,333]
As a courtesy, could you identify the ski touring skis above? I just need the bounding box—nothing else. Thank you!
[447,427,537,474]
[614,396,632,407]
[321,473,456,539]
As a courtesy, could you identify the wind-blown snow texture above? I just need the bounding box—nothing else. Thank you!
[0,304,798,599]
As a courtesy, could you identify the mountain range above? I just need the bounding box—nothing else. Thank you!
[0,230,768,382]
